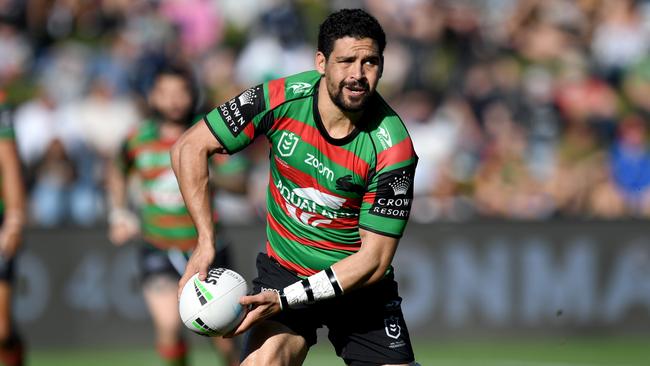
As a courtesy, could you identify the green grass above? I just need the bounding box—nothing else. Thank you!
[27,338,650,366]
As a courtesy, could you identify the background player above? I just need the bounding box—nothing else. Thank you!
[172,9,419,366]
[106,65,242,366]
[0,90,26,366]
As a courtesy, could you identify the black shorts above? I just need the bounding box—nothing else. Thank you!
[0,216,15,282]
[138,241,232,284]
[0,255,15,283]
[251,253,415,366]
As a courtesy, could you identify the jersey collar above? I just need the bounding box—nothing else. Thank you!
[312,79,374,146]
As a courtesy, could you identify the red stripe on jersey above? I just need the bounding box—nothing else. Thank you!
[267,213,361,252]
[268,178,359,229]
[128,141,173,161]
[274,117,370,180]
[139,167,170,180]
[266,242,317,277]
[377,138,415,171]
[362,192,376,205]
[273,156,361,210]
[143,234,196,251]
[243,122,255,140]
[268,78,286,109]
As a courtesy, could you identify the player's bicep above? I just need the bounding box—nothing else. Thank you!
[187,120,227,155]
[359,228,399,261]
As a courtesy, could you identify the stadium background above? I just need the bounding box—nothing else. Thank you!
[1,0,650,365]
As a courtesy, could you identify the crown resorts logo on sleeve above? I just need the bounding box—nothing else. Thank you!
[237,88,258,106]
[218,84,265,137]
[370,165,415,219]
[389,174,411,196]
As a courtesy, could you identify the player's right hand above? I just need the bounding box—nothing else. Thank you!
[178,238,215,299]
[108,208,139,246]
[108,222,138,246]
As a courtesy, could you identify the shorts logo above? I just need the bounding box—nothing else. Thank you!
[287,82,312,95]
[278,131,300,157]
[384,316,401,339]
[370,165,415,219]
[218,84,265,137]
[376,126,392,149]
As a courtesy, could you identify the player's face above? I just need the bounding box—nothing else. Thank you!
[150,75,193,123]
[317,37,383,113]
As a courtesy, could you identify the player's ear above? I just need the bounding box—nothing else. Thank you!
[316,51,326,75]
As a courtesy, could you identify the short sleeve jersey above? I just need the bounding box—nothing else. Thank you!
[205,71,418,276]
[119,119,236,251]
[0,97,15,216]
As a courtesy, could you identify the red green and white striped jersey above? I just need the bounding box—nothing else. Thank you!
[205,70,418,277]
[0,96,15,216]
[119,119,231,251]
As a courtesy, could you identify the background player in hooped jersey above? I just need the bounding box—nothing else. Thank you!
[0,91,26,366]
[106,65,243,366]
[172,9,419,366]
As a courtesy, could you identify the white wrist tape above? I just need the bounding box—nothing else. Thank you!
[280,267,343,310]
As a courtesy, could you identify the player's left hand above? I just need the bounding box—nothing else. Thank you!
[177,239,215,299]
[224,291,282,337]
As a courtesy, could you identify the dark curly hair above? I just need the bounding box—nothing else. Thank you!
[150,63,201,124]
[317,8,386,59]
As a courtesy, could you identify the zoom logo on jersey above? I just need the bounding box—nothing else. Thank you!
[304,153,334,181]
[370,165,415,219]
[218,84,265,137]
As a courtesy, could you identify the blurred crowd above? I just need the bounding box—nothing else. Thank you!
[2,0,650,226]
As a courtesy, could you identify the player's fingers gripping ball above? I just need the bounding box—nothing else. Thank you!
[179,267,248,337]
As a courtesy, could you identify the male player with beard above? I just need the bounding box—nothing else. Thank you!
[0,90,26,366]
[106,65,240,366]
[172,9,419,366]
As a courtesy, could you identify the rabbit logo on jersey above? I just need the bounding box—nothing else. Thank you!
[276,180,351,227]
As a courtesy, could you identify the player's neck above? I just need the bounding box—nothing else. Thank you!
[317,83,362,139]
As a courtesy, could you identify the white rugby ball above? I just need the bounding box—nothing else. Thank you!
[179,268,248,337]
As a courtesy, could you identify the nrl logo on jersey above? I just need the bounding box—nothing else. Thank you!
[287,82,312,95]
[376,126,392,149]
[278,131,300,157]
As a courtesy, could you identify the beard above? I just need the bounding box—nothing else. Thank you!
[152,106,193,125]
[328,79,372,113]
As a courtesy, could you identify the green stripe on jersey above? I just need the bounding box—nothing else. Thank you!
[204,71,417,275]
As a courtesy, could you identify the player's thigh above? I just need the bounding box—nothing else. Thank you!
[241,319,309,366]
[0,256,15,339]
[143,275,182,332]
[326,276,415,366]
[0,282,11,339]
